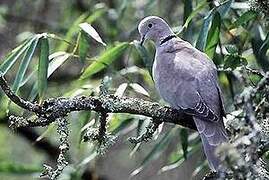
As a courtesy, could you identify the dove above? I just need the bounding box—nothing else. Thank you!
[138,16,228,172]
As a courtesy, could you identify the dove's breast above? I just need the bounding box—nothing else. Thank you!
[153,39,221,112]
[152,48,199,108]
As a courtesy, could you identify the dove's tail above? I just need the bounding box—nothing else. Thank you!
[193,117,228,171]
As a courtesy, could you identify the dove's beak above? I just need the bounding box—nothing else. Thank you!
[140,35,145,46]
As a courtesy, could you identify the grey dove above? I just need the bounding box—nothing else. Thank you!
[138,16,228,172]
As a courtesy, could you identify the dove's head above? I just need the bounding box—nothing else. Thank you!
[138,16,174,46]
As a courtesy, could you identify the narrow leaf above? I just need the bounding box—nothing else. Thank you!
[79,31,90,63]
[182,0,193,41]
[129,83,150,97]
[57,9,105,51]
[114,83,128,97]
[230,10,257,29]
[258,33,269,57]
[38,37,49,102]
[111,118,134,134]
[205,13,221,59]
[160,142,200,173]
[12,37,39,93]
[133,41,153,75]
[48,52,71,76]
[0,37,34,74]
[182,0,208,29]
[0,162,41,174]
[196,0,232,51]
[196,12,213,51]
[80,42,129,79]
[131,128,175,177]
[180,128,189,159]
[28,52,70,101]
[217,0,233,16]
[79,22,106,46]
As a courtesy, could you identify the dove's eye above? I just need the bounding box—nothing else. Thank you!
[148,23,153,28]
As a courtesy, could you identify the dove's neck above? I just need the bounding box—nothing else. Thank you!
[155,28,175,47]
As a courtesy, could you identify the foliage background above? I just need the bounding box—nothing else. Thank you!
[0,0,268,179]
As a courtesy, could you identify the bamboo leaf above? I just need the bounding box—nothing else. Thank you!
[217,0,233,16]
[111,118,134,134]
[79,22,106,46]
[79,31,90,63]
[114,83,128,97]
[131,128,176,177]
[258,33,269,57]
[192,161,207,177]
[196,0,232,51]
[129,83,150,97]
[12,37,39,93]
[182,0,194,41]
[205,12,221,59]
[182,0,208,29]
[48,52,71,76]
[0,37,34,74]
[133,41,153,75]
[57,8,105,51]
[180,128,189,159]
[160,142,200,173]
[196,12,213,51]
[251,33,269,71]
[230,10,257,29]
[38,37,49,102]
[28,52,70,101]
[80,42,129,79]
[0,161,41,174]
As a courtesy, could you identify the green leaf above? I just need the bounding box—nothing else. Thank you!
[12,37,39,93]
[79,22,106,46]
[35,123,56,142]
[118,0,128,18]
[111,118,134,134]
[131,128,176,177]
[57,8,105,51]
[251,32,269,71]
[28,52,71,101]
[182,0,208,29]
[182,0,193,41]
[183,0,192,22]
[224,55,247,70]
[129,83,150,97]
[225,45,238,54]
[160,142,200,173]
[79,31,90,63]
[133,41,153,75]
[180,129,189,159]
[258,33,269,58]
[0,37,34,74]
[78,111,92,145]
[48,52,71,76]
[205,12,221,59]
[80,42,129,79]
[230,10,257,29]
[196,0,232,51]
[196,12,213,51]
[0,161,41,174]
[217,0,233,16]
[192,161,208,177]
[38,37,49,102]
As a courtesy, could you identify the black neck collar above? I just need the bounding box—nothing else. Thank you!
[160,34,177,45]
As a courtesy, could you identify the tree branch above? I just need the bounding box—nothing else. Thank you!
[0,74,196,130]
[0,74,41,113]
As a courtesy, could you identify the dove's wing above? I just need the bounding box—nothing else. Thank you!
[155,39,224,121]
[154,38,228,171]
